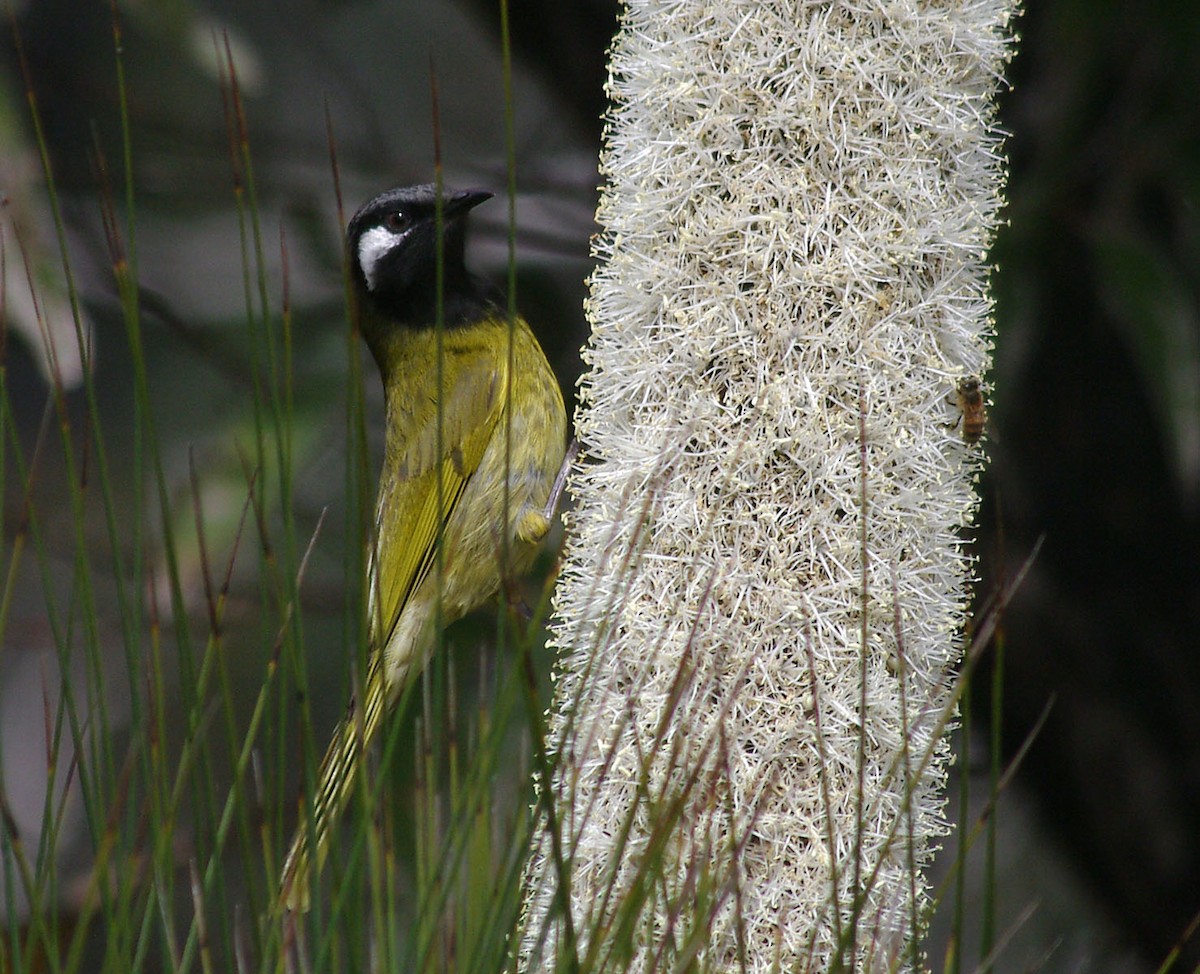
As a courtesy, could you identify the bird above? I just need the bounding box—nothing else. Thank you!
[280,184,568,911]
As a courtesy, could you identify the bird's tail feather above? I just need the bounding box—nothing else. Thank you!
[280,656,388,912]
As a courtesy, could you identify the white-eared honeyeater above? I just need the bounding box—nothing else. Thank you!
[280,184,567,910]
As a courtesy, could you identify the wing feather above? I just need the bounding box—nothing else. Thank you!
[370,342,509,653]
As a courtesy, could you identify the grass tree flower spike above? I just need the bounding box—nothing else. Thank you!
[523,1,1018,969]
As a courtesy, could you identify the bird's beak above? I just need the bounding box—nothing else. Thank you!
[445,189,493,217]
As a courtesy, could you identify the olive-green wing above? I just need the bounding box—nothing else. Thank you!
[370,347,508,650]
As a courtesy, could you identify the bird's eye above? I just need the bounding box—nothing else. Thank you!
[384,211,410,233]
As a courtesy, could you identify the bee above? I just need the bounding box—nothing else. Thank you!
[951,375,987,445]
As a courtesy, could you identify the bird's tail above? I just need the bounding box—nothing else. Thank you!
[280,655,388,912]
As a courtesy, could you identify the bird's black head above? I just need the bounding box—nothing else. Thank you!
[347,184,494,327]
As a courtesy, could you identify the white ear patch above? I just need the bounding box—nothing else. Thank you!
[357,226,404,291]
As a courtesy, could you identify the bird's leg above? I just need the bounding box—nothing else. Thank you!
[502,437,578,624]
[543,436,579,522]
[514,437,579,544]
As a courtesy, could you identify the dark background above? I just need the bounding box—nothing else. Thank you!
[2,0,1197,969]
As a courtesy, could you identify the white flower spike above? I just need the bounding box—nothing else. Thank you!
[524,1,1017,970]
